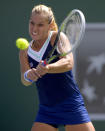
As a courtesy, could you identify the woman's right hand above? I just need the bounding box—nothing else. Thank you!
[26,68,41,82]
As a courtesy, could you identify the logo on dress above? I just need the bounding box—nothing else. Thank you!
[30,62,33,68]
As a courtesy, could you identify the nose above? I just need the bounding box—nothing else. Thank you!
[33,24,38,32]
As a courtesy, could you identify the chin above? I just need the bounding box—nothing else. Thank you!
[31,35,39,41]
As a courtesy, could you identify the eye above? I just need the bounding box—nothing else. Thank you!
[38,24,44,27]
[30,20,34,26]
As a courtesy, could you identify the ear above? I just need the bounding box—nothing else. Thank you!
[49,22,53,30]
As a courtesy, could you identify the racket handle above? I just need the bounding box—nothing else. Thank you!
[42,60,47,66]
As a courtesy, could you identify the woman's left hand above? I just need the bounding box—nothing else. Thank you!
[36,61,49,77]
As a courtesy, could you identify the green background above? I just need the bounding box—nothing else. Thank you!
[1,0,105,130]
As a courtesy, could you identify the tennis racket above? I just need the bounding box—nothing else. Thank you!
[43,9,86,65]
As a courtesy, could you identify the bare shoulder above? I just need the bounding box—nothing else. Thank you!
[50,31,68,46]
[60,32,68,39]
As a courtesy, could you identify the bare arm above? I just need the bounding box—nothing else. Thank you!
[19,50,39,86]
[46,54,74,73]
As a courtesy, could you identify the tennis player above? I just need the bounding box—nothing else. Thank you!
[19,4,95,131]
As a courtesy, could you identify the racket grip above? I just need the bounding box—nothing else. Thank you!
[42,60,47,66]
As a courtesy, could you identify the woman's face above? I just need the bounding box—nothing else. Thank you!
[29,13,51,41]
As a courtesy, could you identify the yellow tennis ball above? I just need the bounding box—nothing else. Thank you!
[16,38,29,50]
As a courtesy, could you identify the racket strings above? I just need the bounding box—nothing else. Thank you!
[66,15,82,48]
[57,15,82,54]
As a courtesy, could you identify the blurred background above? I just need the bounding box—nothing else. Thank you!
[0,0,105,130]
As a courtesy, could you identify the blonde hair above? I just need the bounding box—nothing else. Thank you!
[31,4,58,31]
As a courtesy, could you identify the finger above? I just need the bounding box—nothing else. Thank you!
[37,66,47,76]
[32,68,42,78]
[36,63,45,74]
[28,71,38,80]
[35,70,42,78]
[33,76,38,81]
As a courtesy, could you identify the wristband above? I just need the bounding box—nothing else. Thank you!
[24,70,34,83]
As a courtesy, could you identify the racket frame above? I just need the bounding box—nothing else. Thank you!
[44,9,86,64]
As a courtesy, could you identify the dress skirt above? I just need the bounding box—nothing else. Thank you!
[35,94,91,125]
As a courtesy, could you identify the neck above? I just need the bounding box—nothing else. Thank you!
[32,38,47,51]
[32,32,50,50]
[32,40,43,50]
